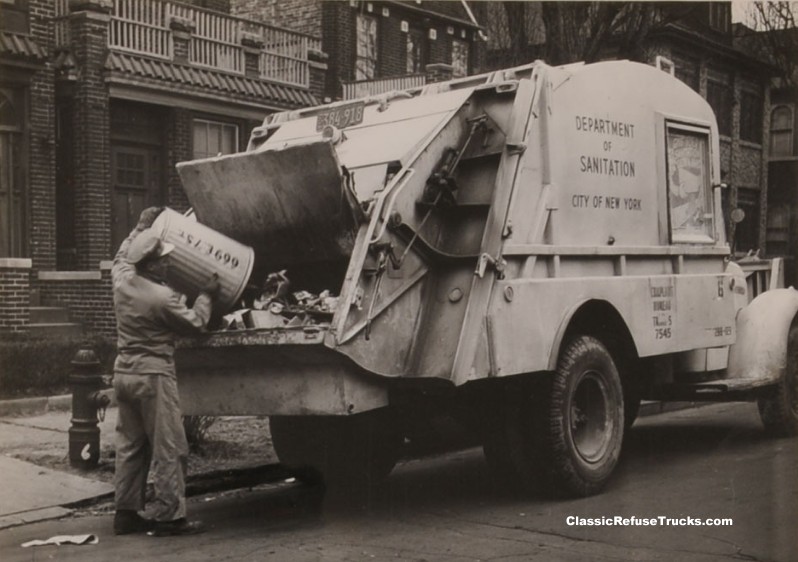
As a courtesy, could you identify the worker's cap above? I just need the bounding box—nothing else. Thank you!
[125,229,175,265]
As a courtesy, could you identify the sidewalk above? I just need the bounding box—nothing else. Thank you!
[0,392,277,532]
[0,402,117,530]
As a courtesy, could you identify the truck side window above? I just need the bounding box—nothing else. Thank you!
[666,125,714,243]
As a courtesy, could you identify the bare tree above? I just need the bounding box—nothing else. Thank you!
[742,2,798,88]
[484,1,700,69]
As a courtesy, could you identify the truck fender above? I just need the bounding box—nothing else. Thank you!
[547,299,633,371]
[727,287,798,384]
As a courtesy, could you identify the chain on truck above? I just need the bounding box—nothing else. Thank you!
[157,60,798,497]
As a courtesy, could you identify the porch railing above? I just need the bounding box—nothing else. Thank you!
[342,74,427,100]
[54,0,320,88]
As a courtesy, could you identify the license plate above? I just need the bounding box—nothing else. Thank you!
[315,101,365,131]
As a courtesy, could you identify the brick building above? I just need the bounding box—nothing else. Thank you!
[231,0,487,101]
[0,0,488,339]
[735,24,798,286]
[0,0,325,337]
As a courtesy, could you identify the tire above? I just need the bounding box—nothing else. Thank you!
[536,335,625,496]
[269,409,402,486]
[757,325,798,437]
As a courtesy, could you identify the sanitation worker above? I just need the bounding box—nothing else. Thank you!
[111,207,219,537]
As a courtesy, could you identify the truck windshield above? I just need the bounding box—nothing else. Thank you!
[666,124,714,244]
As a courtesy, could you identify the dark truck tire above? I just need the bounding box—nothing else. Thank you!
[508,335,624,497]
[758,325,798,437]
[269,408,402,486]
[489,336,625,498]
[545,335,625,496]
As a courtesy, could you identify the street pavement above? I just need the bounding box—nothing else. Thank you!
[0,394,698,531]
[0,401,794,561]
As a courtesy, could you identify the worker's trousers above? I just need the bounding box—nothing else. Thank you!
[113,373,188,522]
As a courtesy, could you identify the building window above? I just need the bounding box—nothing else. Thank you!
[766,204,790,256]
[735,188,760,253]
[406,27,425,74]
[770,105,794,157]
[706,70,732,137]
[356,13,378,80]
[708,2,731,34]
[451,38,469,78]
[0,0,29,34]
[739,90,763,144]
[0,87,26,258]
[666,124,714,243]
[193,119,238,160]
[672,54,699,92]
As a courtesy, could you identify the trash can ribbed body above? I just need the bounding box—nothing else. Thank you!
[152,208,254,315]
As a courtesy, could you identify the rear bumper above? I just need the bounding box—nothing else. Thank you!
[175,327,390,416]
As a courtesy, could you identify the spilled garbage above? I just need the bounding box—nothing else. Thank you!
[221,270,339,331]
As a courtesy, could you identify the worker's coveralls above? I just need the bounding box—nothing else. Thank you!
[112,228,212,522]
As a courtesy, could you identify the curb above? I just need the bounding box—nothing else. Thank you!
[0,389,115,418]
[0,464,290,531]
[0,393,698,419]
[0,507,74,531]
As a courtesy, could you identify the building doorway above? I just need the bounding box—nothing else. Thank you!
[110,100,165,252]
[111,144,162,252]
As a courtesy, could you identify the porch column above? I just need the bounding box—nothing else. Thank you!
[68,0,112,269]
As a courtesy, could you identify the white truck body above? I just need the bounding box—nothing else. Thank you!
[172,60,798,495]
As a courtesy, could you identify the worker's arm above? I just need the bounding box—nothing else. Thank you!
[111,228,141,282]
[112,207,164,282]
[160,291,214,335]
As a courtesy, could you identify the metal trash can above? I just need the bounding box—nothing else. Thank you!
[152,208,254,315]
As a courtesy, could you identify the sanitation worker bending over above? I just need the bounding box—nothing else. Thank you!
[111,207,219,537]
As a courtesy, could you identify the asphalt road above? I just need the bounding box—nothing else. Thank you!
[1,402,795,562]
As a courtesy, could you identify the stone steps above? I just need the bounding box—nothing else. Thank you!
[28,307,83,338]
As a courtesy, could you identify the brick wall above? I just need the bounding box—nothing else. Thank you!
[232,0,321,37]
[0,260,32,335]
[232,1,484,100]
[321,2,354,100]
[68,3,112,270]
[28,0,57,271]
[308,49,328,102]
[167,108,192,212]
[38,265,116,338]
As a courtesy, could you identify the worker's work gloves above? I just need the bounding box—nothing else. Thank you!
[137,207,164,231]
[200,273,221,299]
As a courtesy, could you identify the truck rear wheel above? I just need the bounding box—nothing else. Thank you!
[269,409,402,486]
[538,335,624,496]
[758,325,798,437]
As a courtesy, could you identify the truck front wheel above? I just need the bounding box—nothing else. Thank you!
[541,335,625,496]
[758,325,798,437]
[269,409,402,486]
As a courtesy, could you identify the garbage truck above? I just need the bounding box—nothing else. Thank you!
[167,60,798,497]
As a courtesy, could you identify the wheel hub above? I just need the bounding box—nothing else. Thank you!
[571,371,612,463]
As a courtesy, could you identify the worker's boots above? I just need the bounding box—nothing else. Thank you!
[114,510,155,535]
[148,518,206,537]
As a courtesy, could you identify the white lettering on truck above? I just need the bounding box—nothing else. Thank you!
[575,116,635,138]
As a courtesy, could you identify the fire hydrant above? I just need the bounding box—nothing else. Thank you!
[68,346,111,469]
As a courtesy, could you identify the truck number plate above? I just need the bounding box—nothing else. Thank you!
[315,102,365,131]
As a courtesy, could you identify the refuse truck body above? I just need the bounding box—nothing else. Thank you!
[171,60,798,496]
